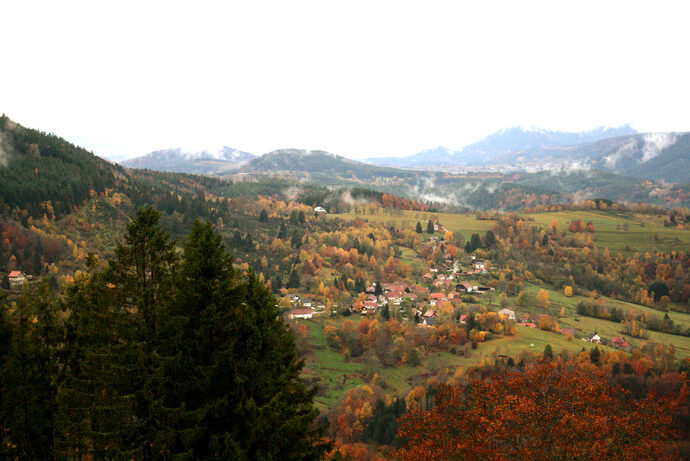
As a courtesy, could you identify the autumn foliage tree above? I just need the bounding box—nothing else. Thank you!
[397,362,687,460]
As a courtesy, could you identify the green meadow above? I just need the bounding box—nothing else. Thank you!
[521,209,690,254]
[333,208,690,255]
[331,210,495,236]
[300,312,606,411]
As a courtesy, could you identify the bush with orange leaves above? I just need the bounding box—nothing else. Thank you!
[397,361,687,460]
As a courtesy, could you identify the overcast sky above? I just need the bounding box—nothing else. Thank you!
[2,1,689,160]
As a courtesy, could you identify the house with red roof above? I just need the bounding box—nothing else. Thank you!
[429,292,447,306]
[519,322,537,328]
[8,271,28,287]
[421,309,438,326]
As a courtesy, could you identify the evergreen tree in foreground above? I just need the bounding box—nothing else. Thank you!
[55,209,329,459]
[164,220,329,459]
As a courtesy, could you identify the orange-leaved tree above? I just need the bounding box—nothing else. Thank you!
[397,361,686,460]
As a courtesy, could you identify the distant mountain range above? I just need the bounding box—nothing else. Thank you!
[119,125,689,183]
[363,126,690,183]
[365,125,639,167]
[121,147,256,174]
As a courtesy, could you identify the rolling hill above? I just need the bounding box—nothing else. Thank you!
[0,115,121,217]
[240,149,420,181]
[121,146,256,174]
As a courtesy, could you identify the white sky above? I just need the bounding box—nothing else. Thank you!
[2,0,689,160]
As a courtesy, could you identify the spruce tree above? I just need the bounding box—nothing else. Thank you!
[291,231,302,249]
[470,233,483,251]
[298,210,306,224]
[273,276,284,292]
[415,222,423,234]
[277,222,288,239]
[259,209,268,222]
[287,269,301,289]
[381,304,390,320]
[427,220,435,234]
[164,220,330,459]
[58,207,178,459]
[1,284,60,460]
[484,230,497,248]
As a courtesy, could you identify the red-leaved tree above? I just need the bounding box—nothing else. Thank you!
[397,362,687,460]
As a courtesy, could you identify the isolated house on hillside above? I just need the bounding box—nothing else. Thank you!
[456,281,476,293]
[314,206,327,215]
[8,271,28,287]
[498,308,516,320]
[290,309,314,319]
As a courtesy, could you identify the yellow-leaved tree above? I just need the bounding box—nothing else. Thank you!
[536,289,550,308]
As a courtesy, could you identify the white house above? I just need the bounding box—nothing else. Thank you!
[314,206,328,215]
[498,308,516,320]
[290,309,314,320]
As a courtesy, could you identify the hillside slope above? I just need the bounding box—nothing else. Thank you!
[0,115,120,217]
[241,149,419,181]
[121,146,255,174]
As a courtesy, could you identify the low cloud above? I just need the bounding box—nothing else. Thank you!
[283,186,304,200]
[484,183,499,194]
[556,161,591,174]
[603,140,636,168]
[641,132,678,163]
[0,132,12,167]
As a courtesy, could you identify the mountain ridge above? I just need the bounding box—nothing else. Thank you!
[121,146,256,174]
[364,125,639,167]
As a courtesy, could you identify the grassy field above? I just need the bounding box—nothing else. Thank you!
[521,209,690,254]
[302,319,365,410]
[300,312,607,411]
[509,284,690,359]
[333,208,690,255]
[331,210,495,236]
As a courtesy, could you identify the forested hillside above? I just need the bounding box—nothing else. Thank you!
[0,115,119,217]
